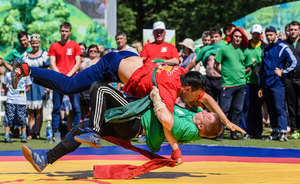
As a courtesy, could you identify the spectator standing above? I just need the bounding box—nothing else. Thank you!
[240,24,267,139]
[195,31,212,54]
[115,32,138,54]
[285,23,290,40]
[186,27,226,105]
[132,41,143,55]
[79,45,100,71]
[0,31,33,137]
[214,28,252,140]
[284,21,300,139]
[48,22,82,134]
[1,31,32,71]
[79,43,87,54]
[179,38,197,69]
[258,26,298,141]
[22,34,50,140]
[222,23,236,43]
[2,68,32,142]
[140,21,180,66]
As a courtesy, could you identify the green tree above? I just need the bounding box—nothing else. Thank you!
[0,9,24,49]
[117,0,298,48]
[82,21,117,49]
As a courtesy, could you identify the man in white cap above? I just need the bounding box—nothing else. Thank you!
[140,21,180,66]
[240,24,267,140]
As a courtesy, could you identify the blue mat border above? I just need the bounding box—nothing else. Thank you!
[1,144,300,158]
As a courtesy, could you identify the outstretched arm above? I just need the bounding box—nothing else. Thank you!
[150,86,183,165]
[188,92,246,134]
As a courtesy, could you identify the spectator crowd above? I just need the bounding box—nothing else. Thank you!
[1,19,300,144]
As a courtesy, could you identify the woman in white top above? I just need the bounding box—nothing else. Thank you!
[22,34,49,139]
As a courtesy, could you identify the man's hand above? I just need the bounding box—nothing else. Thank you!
[150,86,161,102]
[258,89,263,98]
[150,86,167,114]
[275,68,283,77]
[252,58,256,64]
[226,122,246,134]
[253,67,260,74]
[171,147,184,166]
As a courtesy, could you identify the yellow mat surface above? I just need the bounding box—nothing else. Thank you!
[1,160,300,184]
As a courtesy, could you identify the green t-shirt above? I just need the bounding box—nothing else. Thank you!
[245,43,262,84]
[141,105,202,152]
[195,41,227,67]
[4,46,33,64]
[194,46,203,54]
[214,44,252,87]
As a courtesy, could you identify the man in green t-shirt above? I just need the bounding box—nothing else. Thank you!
[0,31,32,71]
[214,27,253,141]
[240,24,267,140]
[22,83,223,173]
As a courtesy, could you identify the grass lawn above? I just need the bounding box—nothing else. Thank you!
[1,121,300,151]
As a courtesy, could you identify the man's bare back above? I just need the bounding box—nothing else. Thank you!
[118,56,144,84]
[205,55,221,78]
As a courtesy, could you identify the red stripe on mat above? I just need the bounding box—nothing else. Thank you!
[1,155,300,164]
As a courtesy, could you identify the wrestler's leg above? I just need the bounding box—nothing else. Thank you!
[29,65,103,95]
[22,120,89,172]
[74,82,133,147]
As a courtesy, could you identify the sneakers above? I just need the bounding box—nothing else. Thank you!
[21,136,27,142]
[22,145,48,172]
[12,62,31,89]
[4,137,12,143]
[279,133,288,142]
[74,127,101,148]
[215,134,224,141]
[244,134,252,140]
[290,130,300,139]
[264,131,280,141]
[137,135,146,143]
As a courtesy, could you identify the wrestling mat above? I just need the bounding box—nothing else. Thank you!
[1,144,300,184]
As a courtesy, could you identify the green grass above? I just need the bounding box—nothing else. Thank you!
[1,121,300,151]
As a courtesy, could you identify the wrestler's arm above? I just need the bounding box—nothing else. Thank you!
[50,56,59,72]
[189,93,246,134]
[164,58,180,66]
[151,87,183,165]
[66,55,81,77]
[156,108,183,165]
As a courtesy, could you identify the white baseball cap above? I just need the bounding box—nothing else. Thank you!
[251,24,263,34]
[153,21,166,30]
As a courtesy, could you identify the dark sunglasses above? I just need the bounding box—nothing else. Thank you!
[89,50,98,53]
[31,35,40,40]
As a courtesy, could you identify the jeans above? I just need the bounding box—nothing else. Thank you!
[220,84,246,135]
[52,91,81,132]
[239,83,263,136]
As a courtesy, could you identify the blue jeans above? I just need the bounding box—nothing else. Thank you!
[263,86,287,131]
[52,91,81,132]
[220,85,246,135]
[239,83,263,136]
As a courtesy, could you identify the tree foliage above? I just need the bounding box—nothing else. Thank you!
[117,0,297,47]
[0,0,115,55]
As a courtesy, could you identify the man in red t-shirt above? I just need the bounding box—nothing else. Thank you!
[48,22,82,134]
[140,21,180,66]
